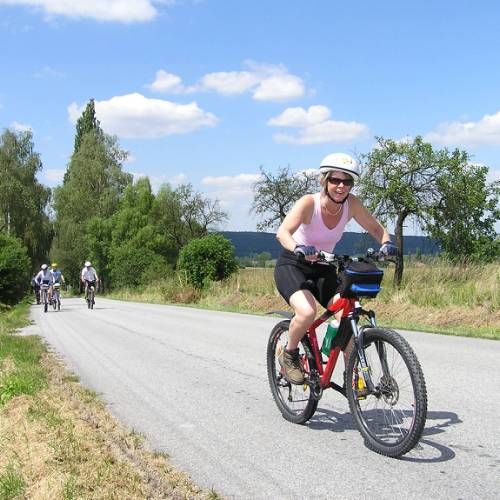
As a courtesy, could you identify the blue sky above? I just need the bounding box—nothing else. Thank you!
[1,0,499,232]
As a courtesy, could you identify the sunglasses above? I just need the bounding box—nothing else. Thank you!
[327,176,354,187]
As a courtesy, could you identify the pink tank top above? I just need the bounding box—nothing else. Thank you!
[292,193,349,252]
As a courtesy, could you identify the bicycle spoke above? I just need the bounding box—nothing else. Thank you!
[351,333,422,450]
[267,320,318,424]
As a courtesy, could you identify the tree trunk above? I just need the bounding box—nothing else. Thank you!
[394,213,406,287]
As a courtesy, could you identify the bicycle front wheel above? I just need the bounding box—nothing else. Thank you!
[267,320,318,424]
[346,328,427,458]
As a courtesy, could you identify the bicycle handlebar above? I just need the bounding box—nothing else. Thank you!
[295,247,395,266]
[314,248,386,264]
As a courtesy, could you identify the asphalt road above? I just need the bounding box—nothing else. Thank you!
[24,297,500,499]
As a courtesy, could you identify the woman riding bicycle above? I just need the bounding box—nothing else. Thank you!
[274,152,397,384]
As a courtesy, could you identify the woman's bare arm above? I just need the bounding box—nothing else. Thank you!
[349,195,391,244]
[276,195,315,251]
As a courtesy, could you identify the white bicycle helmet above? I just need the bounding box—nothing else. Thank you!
[319,153,360,180]
[41,264,48,270]
[85,261,91,267]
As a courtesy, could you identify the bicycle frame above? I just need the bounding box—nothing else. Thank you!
[305,295,378,394]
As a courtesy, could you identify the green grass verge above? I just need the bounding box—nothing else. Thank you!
[0,300,47,405]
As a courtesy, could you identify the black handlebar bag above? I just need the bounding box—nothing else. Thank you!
[337,261,383,299]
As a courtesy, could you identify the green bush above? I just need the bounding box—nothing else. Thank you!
[177,234,238,289]
[0,234,31,305]
[110,242,171,289]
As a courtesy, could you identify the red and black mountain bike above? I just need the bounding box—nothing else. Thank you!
[267,249,427,458]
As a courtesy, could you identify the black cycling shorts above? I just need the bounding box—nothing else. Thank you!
[274,250,339,308]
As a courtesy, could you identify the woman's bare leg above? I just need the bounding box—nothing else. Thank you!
[286,289,317,350]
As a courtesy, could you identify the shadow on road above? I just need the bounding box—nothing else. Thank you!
[307,408,460,463]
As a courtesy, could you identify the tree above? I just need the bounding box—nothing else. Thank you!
[0,233,31,305]
[74,99,101,154]
[0,129,52,265]
[177,233,238,289]
[359,136,445,286]
[52,130,132,286]
[256,251,272,268]
[108,178,172,288]
[152,183,227,264]
[426,162,499,261]
[251,165,319,230]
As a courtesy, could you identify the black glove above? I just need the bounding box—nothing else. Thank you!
[379,241,398,257]
[294,245,318,257]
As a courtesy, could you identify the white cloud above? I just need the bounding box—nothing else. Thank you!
[0,0,159,23]
[199,71,260,96]
[268,105,331,127]
[202,173,260,188]
[269,105,369,145]
[146,61,305,102]
[168,173,187,186]
[10,121,32,132]
[424,111,500,146]
[253,74,304,102]
[147,70,183,93]
[68,93,218,139]
[201,173,260,219]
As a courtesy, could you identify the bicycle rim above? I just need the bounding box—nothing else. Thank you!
[347,328,427,457]
[267,320,318,424]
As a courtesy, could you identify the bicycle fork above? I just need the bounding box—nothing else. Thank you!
[349,303,379,397]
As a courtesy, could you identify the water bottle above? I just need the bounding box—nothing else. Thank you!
[321,319,339,357]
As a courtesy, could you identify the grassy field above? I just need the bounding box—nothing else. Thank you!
[110,259,500,340]
[0,301,219,499]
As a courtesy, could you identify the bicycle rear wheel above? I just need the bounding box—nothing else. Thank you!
[267,320,318,424]
[346,328,427,457]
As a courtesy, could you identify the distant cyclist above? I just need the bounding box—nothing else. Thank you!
[50,262,65,286]
[50,262,65,304]
[81,261,99,301]
[35,264,54,304]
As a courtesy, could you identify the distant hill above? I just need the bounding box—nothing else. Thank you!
[221,231,439,258]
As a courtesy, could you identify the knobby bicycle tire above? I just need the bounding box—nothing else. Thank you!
[346,328,427,457]
[267,320,318,424]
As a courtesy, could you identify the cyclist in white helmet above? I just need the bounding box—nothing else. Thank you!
[35,264,54,307]
[35,263,54,288]
[81,261,99,301]
[274,153,397,384]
